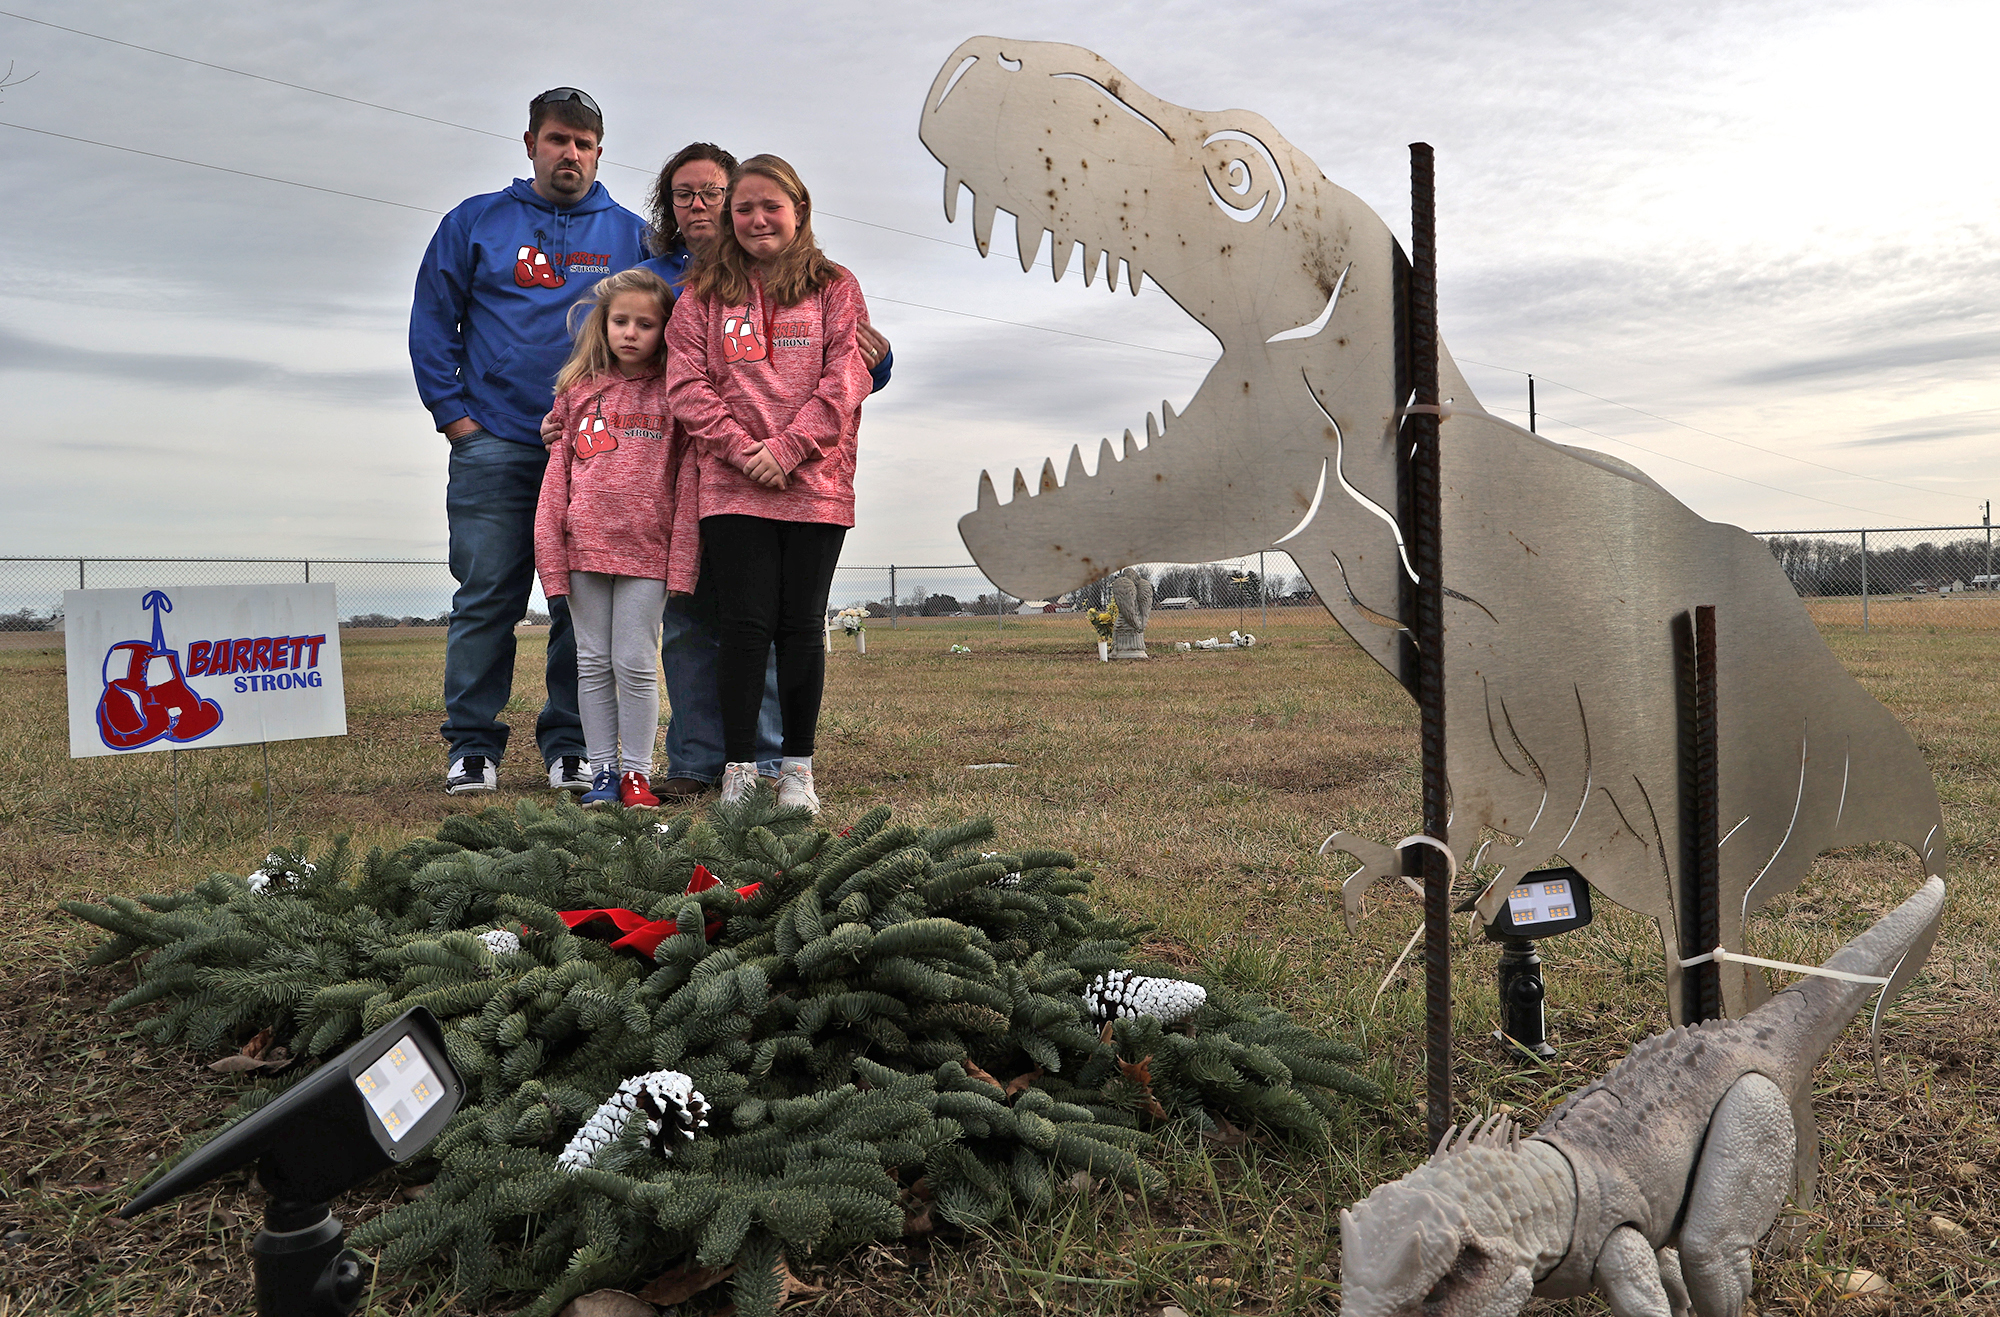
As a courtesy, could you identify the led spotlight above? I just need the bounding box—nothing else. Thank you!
[1486,867,1594,940]
[120,1006,464,1316]
[1479,867,1593,1062]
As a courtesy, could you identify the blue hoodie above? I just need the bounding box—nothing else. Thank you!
[410,178,650,445]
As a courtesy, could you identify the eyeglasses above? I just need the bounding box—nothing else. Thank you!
[670,186,727,207]
[533,87,602,119]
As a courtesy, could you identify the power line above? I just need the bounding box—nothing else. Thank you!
[868,295,1212,359]
[1458,355,1959,500]
[0,7,977,258]
[1482,401,1910,521]
[0,120,441,213]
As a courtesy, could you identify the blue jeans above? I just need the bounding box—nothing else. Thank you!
[661,587,781,781]
[441,431,582,767]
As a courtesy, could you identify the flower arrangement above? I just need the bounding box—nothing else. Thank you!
[1087,602,1118,640]
[836,608,867,636]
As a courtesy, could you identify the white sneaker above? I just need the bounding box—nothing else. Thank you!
[548,755,591,792]
[719,761,760,806]
[446,755,497,794]
[775,764,819,815]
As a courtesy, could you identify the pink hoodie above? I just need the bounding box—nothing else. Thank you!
[665,267,871,527]
[534,370,700,596]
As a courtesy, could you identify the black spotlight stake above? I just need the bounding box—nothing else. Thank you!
[1480,866,1593,1064]
[120,1006,463,1317]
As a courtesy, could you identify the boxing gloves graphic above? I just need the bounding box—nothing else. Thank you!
[96,641,225,750]
[721,314,767,363]
[514,245,565,289]
[574,415,618,459]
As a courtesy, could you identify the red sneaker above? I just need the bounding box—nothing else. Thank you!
[618,771,659,809]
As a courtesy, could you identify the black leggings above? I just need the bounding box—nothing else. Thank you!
[699,514,846,762]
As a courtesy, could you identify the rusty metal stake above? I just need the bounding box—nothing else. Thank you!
[1408,141,1452,1148]
[1675,605,1723,1022]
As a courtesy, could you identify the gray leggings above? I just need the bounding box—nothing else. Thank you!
[567,572,666,773]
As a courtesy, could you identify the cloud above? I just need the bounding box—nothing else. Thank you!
[1839,410,2000,447]
[0,325,407,405]
[1731,332,2000,386]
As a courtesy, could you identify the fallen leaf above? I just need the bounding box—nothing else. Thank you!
[962,1059,1004,1091]
[903,1203,934,1236]
[558,1291,656,1317]
[1003,1067,1044,1099]
[1929,1215,1970,1243]
[1099,1021,1116,1045]
[1115,1054,1170,1121]
[207,1054,269,1073]
[636,1261,735,1304]
[1066,1169,1094,1193]
[774,1255,826,1308]
[239,1027,275,1059]
[1202,1115,1249,1149]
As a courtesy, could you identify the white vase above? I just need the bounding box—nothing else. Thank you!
[855,631,866,655]
[1097,640,1109,662]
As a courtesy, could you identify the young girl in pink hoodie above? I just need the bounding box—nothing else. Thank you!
[666,154,871,815]
[536,267,698,809]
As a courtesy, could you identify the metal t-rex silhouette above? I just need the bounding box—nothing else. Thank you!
[920,38,1944,1020]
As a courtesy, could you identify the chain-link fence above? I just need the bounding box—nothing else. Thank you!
[0,552,1324,634]
[7,532,1992,636]
[1754,525,2000,630]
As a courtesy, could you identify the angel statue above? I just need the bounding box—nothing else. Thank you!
[1110,568,1152,660]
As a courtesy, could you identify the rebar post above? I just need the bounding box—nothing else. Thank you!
[1408,142,1452,1148]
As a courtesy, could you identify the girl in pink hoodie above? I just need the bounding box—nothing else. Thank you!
[536,267,699,810]
[666,154,871,815]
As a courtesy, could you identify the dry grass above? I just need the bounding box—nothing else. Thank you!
[1,610,1993,1314]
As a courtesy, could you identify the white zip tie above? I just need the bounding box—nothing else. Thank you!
[1396,834,1458,870]
[1676,946,1890,990]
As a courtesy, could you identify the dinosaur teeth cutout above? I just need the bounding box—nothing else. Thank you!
[1122,428,1139,459]
[1039,457,1060,494]
[1065,445,1088,486]
[943,168,964,224]
[1097,437,1117,472]
[1081,245,1102,287]
[1161,399,1177,426]
[1016,219,1042,272]
[972,196,997,256]
[1011,467,1030,500]
[1050,234,1075,282]
[1145,411,1161,445]
[976,470,998,510]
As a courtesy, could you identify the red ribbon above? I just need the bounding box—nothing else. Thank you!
[559,865,762,957]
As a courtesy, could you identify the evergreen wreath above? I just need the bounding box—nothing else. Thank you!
[66,797,1382,1315]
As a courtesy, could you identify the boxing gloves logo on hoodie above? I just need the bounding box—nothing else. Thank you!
[514,244,565,289]
[574,415,618,459]
[721,313,768,364]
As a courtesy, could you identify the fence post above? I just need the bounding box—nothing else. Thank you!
[304,559,312,584]
[889,565,897,629]
[998,591,1006,631]
[78,558,85,589]
[1259,551,1268,630]
[1860,529,1869,633]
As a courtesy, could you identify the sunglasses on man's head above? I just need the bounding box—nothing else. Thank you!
[534,87,602,119]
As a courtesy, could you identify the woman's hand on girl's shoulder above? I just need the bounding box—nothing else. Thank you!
[540,410,563,446]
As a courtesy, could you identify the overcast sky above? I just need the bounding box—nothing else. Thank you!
[3,0,1995,575]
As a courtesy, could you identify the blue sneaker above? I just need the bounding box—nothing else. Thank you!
[580,767,619,809]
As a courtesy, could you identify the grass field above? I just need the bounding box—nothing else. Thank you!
[2,609,1994,1314]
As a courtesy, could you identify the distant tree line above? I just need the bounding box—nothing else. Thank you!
[0,608,60,632]
[1764,535,1998,596]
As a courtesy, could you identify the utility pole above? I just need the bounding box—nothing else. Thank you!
[1528,373,1537,434]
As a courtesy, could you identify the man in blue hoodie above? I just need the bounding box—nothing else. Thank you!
[410,88,650,795]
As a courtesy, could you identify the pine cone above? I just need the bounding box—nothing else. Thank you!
[556,1070,710,1172]
[477,929,521,956]
[1081,970,1207,1025]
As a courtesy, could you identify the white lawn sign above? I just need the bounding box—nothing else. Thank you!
[65,584,346,758]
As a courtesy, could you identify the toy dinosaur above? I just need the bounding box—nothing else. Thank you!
[920,39,1946,1021]
[1336,874,1943,1317]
